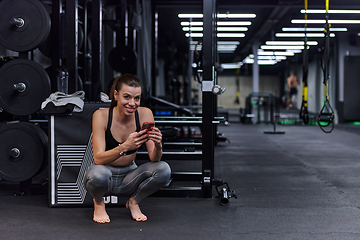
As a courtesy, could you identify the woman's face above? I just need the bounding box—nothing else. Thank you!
[114,84,141,115]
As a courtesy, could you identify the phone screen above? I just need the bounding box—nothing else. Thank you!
[141,122,155,131]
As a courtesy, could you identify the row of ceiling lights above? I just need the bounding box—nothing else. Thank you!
[178,9,359,68]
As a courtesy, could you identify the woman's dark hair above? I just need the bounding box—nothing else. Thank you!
[110,73,142,108]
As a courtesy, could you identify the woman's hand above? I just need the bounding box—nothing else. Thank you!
[147,127,162,149]
[123,129,148,152]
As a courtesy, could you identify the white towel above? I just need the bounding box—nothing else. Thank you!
[41,91,85,112]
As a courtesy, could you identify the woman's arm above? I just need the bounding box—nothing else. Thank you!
[146,126,163,162]
[139,107,163,162]
[92,109,121,165]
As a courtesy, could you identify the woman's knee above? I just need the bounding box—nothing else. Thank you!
[155,161,171,180]
[83,165,112,190]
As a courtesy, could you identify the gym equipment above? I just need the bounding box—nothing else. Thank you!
[299,0,309,125]
[108,45,137,73]
[264,113,285,134]
[215,182,237,206]
[49,103,109,207]
[0,122,48,182]
[318,0,334,133]
[0,0,51,52]
[0,59,51,116]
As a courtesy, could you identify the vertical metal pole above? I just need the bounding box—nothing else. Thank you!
[252,40,260,123]
[202,0,216,198]
[66,0,79,93]
[51,0,62,91]
[151,1,158,100]
[91,0,102,101]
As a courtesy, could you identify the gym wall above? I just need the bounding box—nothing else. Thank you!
[216,75,281,110]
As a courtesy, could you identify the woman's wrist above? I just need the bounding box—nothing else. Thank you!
[155,143,162,151]
[118,144,126,156]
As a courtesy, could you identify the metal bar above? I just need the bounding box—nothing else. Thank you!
[171,172,202,181]
[201,0,216,198]
[52,0,61,91]
[66,0,78,93]
[91,0,102,101]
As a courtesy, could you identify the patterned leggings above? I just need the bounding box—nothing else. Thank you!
[83,161,171,203]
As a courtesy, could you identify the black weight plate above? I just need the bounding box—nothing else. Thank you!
[0,122,45,181]
[108,46,137,72]
[0,0,51,52]
[25,122,48,175]
[0,59,51,116]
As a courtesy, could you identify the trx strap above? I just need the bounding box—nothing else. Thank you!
[299,0,309,124]
[318,0,334,133]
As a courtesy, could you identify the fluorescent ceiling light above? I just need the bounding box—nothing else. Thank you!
[217,33,245,37]
[178,14,203,18]
[182,27,203,31]
[185,33,245,37]
[190,46,238,50]
[275,33,336,37]
[301,9,360,14]
[181,22,203,26]
[182,27,248,32]
[217,14,256,18]
[265,41,318,45]
[286,49,302,53]
[217,41,240,45]
[257,51,295,56]
[181,21,252,26]
[190,41,240,45]
[243,59,278,65]
[282,27,347,32]
[185,33,203,37]
[261,45,305,50]
[292,19,360,24]
[217,27,248,31]
[217,21,252,26]
[249,54,287,60]
[178,13,256,18]
[221,62,243,69]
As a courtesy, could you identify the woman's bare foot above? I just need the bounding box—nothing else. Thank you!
[93,199,110,223]
[126,197,147,221]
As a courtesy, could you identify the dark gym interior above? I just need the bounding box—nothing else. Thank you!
[2,0,360,239]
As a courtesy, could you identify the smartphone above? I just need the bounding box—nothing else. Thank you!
[141,122,155,131]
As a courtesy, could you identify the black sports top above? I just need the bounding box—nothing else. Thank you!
[105,107,141,155]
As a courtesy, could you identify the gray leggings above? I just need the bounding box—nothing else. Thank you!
[83,161,171,203]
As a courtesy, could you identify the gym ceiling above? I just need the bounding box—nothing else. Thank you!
[155,0,360,74]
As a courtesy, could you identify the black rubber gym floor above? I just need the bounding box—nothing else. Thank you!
[2,123,360,239]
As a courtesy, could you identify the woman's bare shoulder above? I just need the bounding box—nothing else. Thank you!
[137,107,154,121]
[93,107,110,122]
[138,106,152,115]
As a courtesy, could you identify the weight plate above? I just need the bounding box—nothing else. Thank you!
[0,0,51,52]
[0,122,45,181]
[0,59,51,116]
[108,46,137,72]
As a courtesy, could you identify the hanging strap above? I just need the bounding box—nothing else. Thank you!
[299,0,309,124]
[318,0,334,133]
